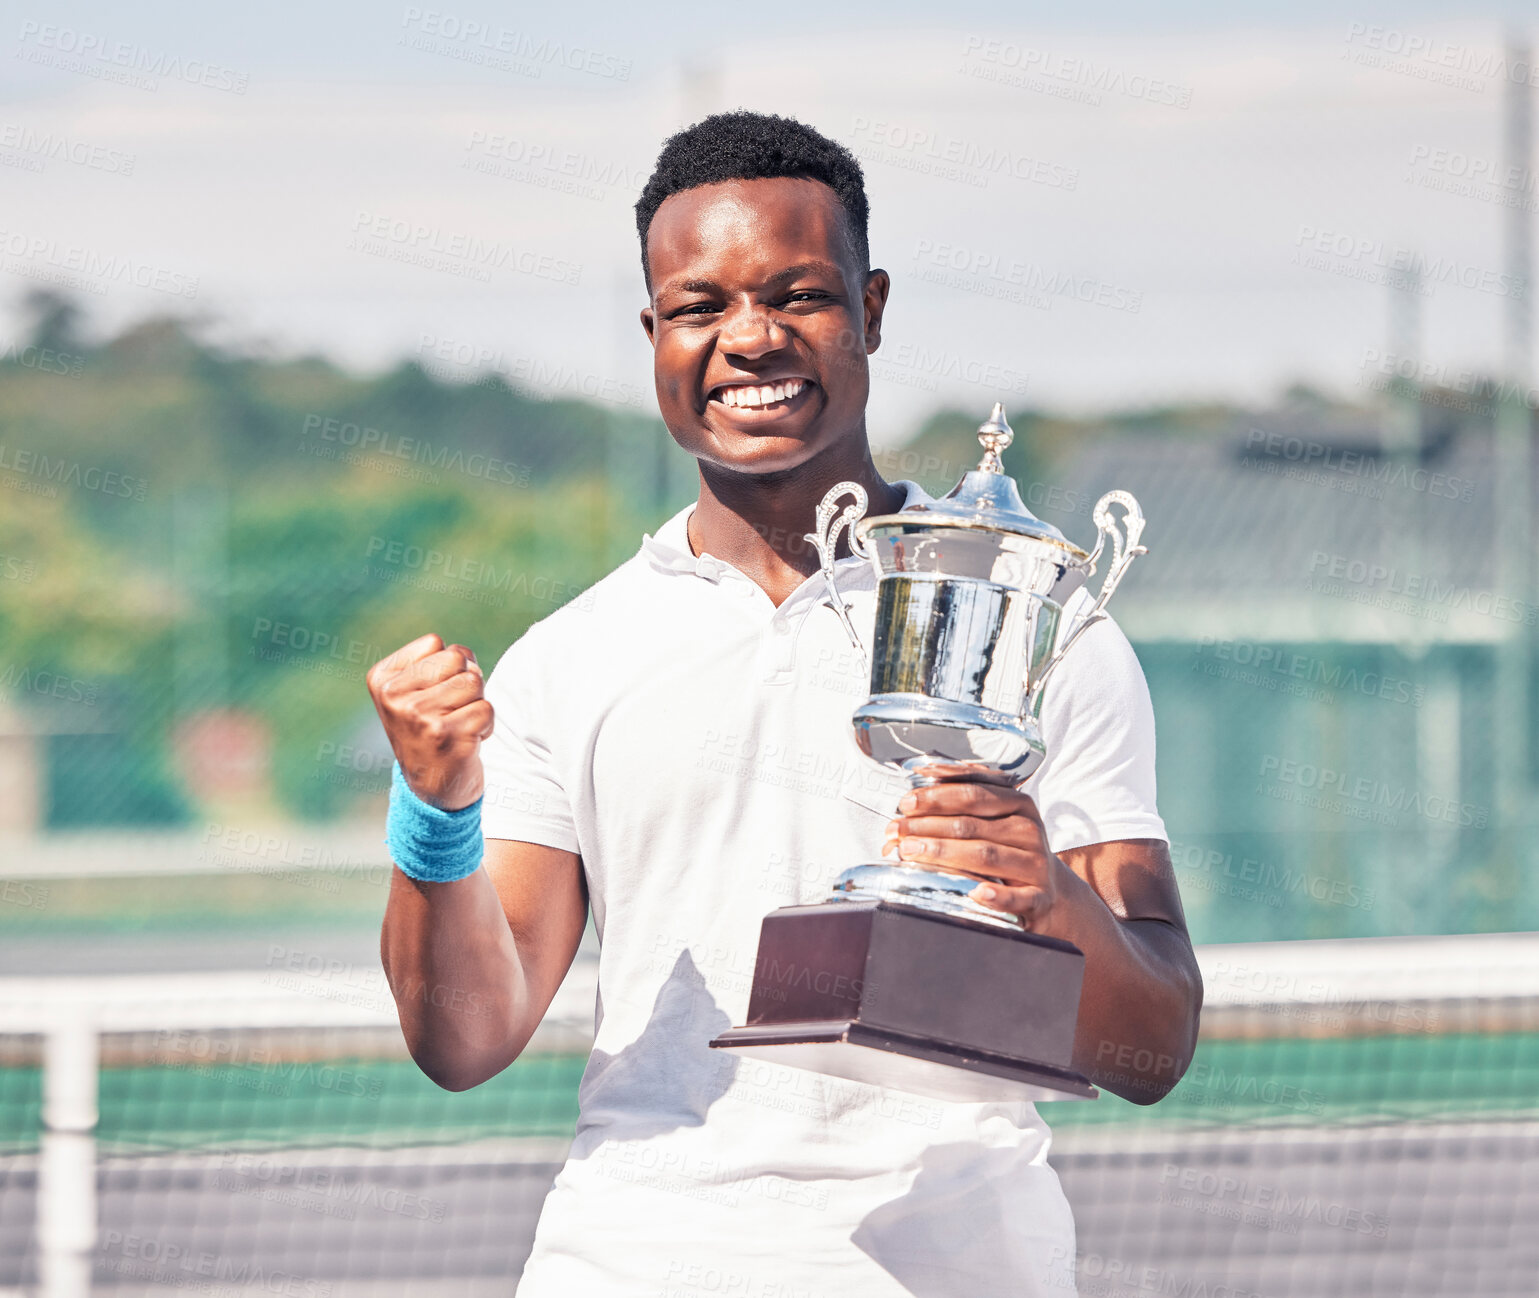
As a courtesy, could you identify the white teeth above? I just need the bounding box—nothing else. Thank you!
[716,379,807,409]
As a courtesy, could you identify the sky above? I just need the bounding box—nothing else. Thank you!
[2,1,1536,440]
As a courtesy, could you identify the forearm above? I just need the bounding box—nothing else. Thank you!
[379,868,533,1090]
[1039,862,1202,1103]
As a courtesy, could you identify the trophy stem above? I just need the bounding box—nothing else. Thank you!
[898,757,1022,791]
[853,763,1030,930]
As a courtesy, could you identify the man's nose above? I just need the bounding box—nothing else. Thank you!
[717,300,786,357]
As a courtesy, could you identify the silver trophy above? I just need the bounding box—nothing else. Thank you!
[710,403,1149,1102]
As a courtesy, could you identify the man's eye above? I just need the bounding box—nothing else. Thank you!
[673,302,718,317]
[785,291,827,304]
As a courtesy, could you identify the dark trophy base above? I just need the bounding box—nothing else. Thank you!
[709,898,1097,1103]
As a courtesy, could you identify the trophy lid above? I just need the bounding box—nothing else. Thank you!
[857,404,1087,557]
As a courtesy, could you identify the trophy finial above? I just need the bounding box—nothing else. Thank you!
[977,402,1013,473]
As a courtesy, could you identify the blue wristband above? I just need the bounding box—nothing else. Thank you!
[385,762,484,882]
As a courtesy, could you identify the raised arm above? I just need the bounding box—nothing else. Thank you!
[380,838,586,1091]
[368,633,588,1091]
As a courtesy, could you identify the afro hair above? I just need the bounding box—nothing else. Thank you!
[635,110,870,287]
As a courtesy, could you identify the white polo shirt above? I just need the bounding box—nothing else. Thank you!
[481,478,1166,1297]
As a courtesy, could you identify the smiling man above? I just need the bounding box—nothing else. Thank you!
[368,111,1201,1296]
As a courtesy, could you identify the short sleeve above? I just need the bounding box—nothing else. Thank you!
[1026,608,1167,854]
[479,626,581,854]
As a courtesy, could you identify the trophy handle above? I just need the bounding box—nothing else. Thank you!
[1028,490,1147,706]
[804,481,872,669]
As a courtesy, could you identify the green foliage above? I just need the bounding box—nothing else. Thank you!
[0,295,682,825]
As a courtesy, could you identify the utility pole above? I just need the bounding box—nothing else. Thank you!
[1383,263,1432,919]
[1494,32,1533,919]
[1384,262,1424,588]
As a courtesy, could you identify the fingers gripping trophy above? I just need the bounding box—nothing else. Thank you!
[711,403,1149,1103]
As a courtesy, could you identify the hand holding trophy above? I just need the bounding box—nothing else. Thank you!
[711,403,1148,1103]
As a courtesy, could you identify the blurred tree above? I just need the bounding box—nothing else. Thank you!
[0,298,663,823]
[20,289,83,354]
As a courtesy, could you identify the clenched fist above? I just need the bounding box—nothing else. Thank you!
[366,633,494,810]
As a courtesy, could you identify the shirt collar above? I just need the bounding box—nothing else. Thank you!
[640,479,937,582]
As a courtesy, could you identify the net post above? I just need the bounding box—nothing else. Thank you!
[39,1013,98,1298]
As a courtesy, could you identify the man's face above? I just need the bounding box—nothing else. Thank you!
[641,176,888,477]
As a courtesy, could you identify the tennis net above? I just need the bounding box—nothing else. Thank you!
[1,931,1534,1296]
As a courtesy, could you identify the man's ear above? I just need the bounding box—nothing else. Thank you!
[640,305,656,347]
[862,269,891,353]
